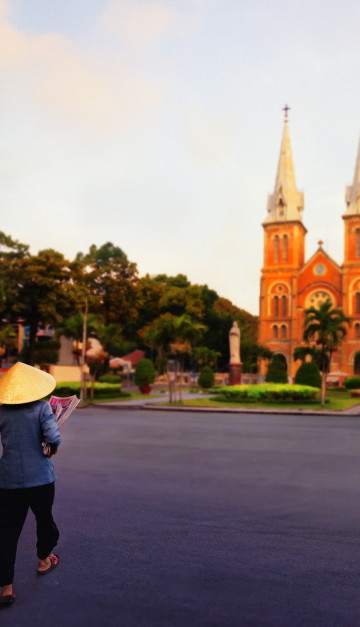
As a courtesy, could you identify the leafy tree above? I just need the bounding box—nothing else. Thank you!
[142,313,206,400]
[293,346,315,363]
[159,284,205,319]
[0,324,18,367]
[154,273,190,288]
[204,296,258,370]
[141,313,177,373]
[79,242,139,326]
[0,232,29,318]
[9,249,80,365]
[241,343,273,373]
[303,299,349,406]
[167,314,206,401]
[192,346,220,371]
[133,274,165,332]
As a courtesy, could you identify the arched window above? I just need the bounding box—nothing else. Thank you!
[354,351,360,375]
[283,234,288,263]
[274,235,279,264]
[355,323,360,340]
[274,295,279,317]
[356,229,360,259]
[273,325,278,340]
[356,292,360,315]
[281,325,286,339]
[281,295,287,316]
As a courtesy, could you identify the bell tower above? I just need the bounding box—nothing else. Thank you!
[342,139,360,373]
[259,108,307,375]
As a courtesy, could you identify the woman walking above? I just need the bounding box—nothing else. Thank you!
[0,362,61,606]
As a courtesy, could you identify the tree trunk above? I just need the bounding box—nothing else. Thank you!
[320,346,327,407]
[321,370,326,406]
[179,357,183,404]
[28,322,38,366]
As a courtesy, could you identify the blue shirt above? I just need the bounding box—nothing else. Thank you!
[0,400,61,489]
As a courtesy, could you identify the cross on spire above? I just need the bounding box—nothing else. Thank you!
[283,104,291,119]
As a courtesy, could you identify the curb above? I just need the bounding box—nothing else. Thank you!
[90,402,360,417]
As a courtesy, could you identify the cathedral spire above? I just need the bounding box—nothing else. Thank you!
[264,113,304,224]
[344,138,360,216]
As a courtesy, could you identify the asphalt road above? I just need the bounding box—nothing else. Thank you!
[2,408,360,627]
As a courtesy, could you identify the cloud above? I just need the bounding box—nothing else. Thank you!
[100,0,208,47]
[0,1,162,130]
[101,1,177,45]
[0,0,9,21]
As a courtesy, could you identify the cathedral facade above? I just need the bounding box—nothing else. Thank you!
[258,115,360,379]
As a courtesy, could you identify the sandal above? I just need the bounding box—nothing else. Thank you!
[37,553,59,576]
[0,593,16,606]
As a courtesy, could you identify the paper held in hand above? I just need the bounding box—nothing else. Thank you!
[49,395,80,428]
[42,395,80,456]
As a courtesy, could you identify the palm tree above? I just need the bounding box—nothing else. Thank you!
[169,314,206,402]
[303,299,349,406]
[58,312,99,365]
[142,313,206,402]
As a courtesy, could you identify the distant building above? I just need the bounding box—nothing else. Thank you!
[120,350,145,368]
[259,114,360,378]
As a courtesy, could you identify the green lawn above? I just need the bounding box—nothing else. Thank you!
[174,390,360,412]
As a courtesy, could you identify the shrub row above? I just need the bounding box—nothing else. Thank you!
[54,382,130,398]
[98,374,122,384]
[343,377,360,390]
[214,383,320,403]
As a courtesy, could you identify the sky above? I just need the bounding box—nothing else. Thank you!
[1,0,360,316]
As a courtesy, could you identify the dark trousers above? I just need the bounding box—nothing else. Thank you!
[0,483,59,586]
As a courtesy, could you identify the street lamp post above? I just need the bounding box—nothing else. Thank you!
[80,299,88,403]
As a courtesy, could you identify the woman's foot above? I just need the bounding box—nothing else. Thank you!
[0,585,16,606]
[37,554,59,576]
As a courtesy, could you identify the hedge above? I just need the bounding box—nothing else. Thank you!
[214,383,319,403]
[53,382,130,398]
[294,362,321,388]
[343,377,360,390]
[98,374,122,384]
[198,366,215,389]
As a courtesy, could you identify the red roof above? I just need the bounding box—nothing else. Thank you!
[120,350,145,367]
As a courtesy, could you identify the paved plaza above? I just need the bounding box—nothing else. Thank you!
[1,407,360,626]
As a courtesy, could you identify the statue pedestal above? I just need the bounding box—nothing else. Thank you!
[229,363,242,385]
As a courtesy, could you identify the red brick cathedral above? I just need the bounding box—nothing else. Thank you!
[259,114,360,379]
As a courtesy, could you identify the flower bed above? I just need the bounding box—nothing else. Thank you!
[214,383,319,403]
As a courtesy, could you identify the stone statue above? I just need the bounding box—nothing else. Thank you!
[229,321,241,365]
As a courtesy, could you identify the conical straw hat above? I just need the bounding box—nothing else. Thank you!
[0,362,56,404]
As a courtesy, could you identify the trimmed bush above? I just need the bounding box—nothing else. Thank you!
[295,362,321,388]
[214,383,319,403]
[344,377,360,390]
[135,358,156,387]
[265,359,288,384]
[53,382,130,398]
[198,366,215,389]
[98,374,122,384]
